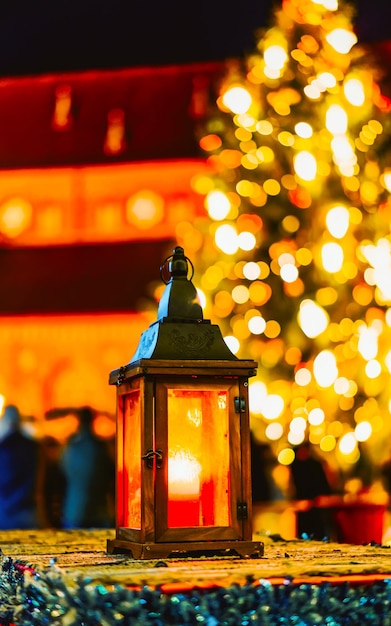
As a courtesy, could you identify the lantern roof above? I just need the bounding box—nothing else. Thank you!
[116,245,241,365]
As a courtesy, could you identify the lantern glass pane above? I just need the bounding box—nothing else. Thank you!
[167,388,230,528]
[122,390,141,528]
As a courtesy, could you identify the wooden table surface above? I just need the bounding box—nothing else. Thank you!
[1,529,391,590]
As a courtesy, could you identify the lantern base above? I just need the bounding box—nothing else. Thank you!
[107,538,264,560]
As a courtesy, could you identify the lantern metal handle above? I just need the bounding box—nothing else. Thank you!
[141,448,163,469]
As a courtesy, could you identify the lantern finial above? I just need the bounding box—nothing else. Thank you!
[157,246,203,322]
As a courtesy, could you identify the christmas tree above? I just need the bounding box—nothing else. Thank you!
[177,0,391,482]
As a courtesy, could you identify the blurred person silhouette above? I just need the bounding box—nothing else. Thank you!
[251,433,283,503]
[39,435,66,528]
[381,455,391,495]
[290,441,333,540]
[59,406,115,529]
[346,442,377,494]
[380,451,391,529]
[0,404,41,529]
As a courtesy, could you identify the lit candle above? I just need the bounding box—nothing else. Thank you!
[168,450,201,527]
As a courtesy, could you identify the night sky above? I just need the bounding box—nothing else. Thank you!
[0,0,390,77]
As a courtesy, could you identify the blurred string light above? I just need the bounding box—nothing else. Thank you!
[0,198,33,238]
[179,0,391,474]
[125,190,164,229]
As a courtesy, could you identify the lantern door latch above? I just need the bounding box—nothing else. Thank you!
[237,501,248,520]
[141,449,163,469]
[234,396,246,413]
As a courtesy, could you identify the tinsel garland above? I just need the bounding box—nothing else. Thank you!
[1,555,391,625]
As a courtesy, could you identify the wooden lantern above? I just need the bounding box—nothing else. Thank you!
[107,246,264,559]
